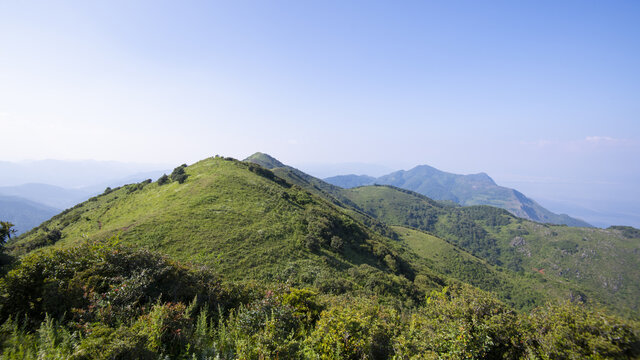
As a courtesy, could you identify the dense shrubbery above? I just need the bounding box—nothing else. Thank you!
[0,239,637,359]
[609,225,640,239]
[170,164,189,184]
[440,212,503,265]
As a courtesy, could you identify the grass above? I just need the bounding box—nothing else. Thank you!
[10,155,640,319]
[10,157,432,304]
[342,185,640,319]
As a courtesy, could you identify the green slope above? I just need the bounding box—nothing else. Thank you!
[10,153,639,318]
[243,152,286,169]
[244,153,399,240]
[244,154,639,317]
[10,157,441,303]
[392,225,561,311]
[342,185,640,318]
[245,152,351,205]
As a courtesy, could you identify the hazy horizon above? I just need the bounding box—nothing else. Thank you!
[0,155,637,228]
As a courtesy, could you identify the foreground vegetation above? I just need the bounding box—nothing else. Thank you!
[1,239,638,359]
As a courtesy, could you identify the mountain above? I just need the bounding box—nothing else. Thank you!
[9,157,429,298]
[5,153,639,358]
[340,184,640,318]
[325,165,592,227]
[244,152,287,169]
[324,174,376,188]
[0,195,60,235]
[11,154,560,313]
[246,153,639,317]
[0,183,92,209]
[245,152,358,208]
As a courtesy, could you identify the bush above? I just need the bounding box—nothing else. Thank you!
[306,299,401,359]
[525,301,640,359]
[403,284,524,359]
[0,238,234,329]
[305,234,321,252]
[330,236,344,252]
[157,174,169,185]
[170,165,189,184]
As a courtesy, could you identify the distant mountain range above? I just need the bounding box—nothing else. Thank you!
[324,165,591,227]
[0,183,93,209]
[0,195,59,235]
[0,159,169,188]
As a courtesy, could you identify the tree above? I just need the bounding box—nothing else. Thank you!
[330,236,344,252]
[157,174,170,185]
[170,165,188,184]
[0,221,16,246]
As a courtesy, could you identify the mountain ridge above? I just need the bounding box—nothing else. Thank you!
[325,165,591,227]
[243,153,638,317]
[11,153,640,318]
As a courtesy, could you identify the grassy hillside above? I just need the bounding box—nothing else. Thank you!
[244,153,399,240]
[3,154,639,358]
[392,225,563,311]
[10,157,440,304]
[325,164,592,227]
[244,154,639,317]
[342,185,640,319]
[244,152,286,169]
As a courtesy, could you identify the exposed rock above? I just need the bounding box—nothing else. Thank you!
[510,236,526,247]
[510,236,531,257]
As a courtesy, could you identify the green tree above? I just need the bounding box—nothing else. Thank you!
[157,174,170,185]
[0,221,16,246]
[170,165,188,184]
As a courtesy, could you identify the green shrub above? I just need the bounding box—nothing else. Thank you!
[403,284,524,359]
[170,165,188,184]
[157,174,169,185]
[0,238,233,329]
[525,301,640,359]
[330,236,344,252]
[305,299,401,360]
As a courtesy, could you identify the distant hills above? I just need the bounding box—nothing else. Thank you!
[245,153,638,317]
[325,165,591,227]
[0,183,93,209]
[0,195,59,235]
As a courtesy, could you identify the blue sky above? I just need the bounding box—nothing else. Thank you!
[1,1,639,225]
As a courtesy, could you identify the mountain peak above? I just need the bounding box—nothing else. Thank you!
[465,172,496,186]
[243,152,286,169]
[326,163,590,227]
